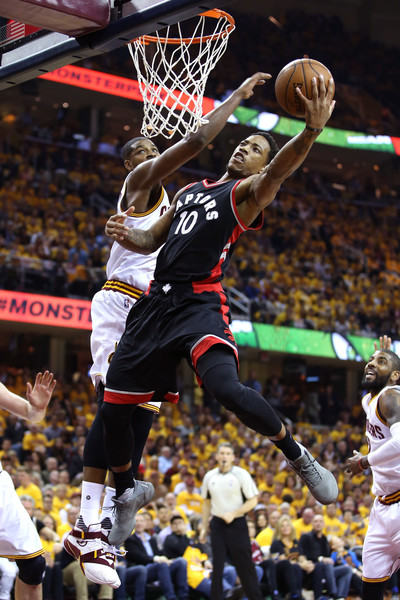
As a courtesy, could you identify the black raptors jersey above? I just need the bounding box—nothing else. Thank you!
[154,179,263,283]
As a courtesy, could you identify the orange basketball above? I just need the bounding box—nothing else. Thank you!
[275,58,334,118]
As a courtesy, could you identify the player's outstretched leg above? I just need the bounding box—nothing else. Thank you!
[197,348,338,505]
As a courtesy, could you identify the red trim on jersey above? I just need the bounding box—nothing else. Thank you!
[104,389,179,404]
[198,222,242,284]
[192,281,230,326]
[230,180,264,231]
[191,335,239,387]
[164,391,179,404]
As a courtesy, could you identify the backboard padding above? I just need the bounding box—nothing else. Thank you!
[0,0,110,37]
[0,0,234,90]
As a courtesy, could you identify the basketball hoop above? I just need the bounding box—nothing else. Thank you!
[128,9,235,139]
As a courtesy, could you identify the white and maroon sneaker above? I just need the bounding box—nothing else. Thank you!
[63,522,121,589]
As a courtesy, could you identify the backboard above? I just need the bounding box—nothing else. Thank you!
[0,0,234,90]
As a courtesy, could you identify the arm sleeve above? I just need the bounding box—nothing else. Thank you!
[368,422,400,467]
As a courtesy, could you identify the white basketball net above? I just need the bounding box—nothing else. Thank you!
[128,11,235,139]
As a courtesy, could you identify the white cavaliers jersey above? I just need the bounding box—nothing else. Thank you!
[362,384,400,497]
[106,176,170,292]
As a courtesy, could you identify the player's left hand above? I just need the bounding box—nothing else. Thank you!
[26,371,56,412]
[105,207,135,240]
[344,450,365,478]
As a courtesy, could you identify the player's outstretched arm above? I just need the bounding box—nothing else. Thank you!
[132,72,271,188]
[106,200,177,254]
[0,371,56,423]
[241,74,335,216]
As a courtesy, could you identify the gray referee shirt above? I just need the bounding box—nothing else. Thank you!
[201,465,259,516]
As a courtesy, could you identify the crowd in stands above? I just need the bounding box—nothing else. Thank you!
[0,364,396,599]
[1,126,400,339]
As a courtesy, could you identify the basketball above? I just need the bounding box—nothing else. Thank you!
[275,58,334,118]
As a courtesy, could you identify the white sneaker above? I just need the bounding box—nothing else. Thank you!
[63,523,121,589]
[288,443,338,504]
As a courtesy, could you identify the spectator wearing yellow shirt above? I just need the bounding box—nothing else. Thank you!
[255,509,280,550]
[0,438,12,459]
[290,486,307,516]
[40,514,64,600]
[176,477,204,517]
[170,464,190,493]
[191,438,209,464]
[164,493,189,525]
[282,474,297,498]
[204,433,220,460]
[223,412,241,438]
[293,507,315,539]
[22,422,49,455]
[357,493,373,519]
[52,483,71,514]
[186,453,199,476]
[259,470,275,495]
[323,503,346,539]
[279,501,297,520]
[16,466,43,509]
[40,492,62,529]
[341,509,365,548]
[270,482,285,506]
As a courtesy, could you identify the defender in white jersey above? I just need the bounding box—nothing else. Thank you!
[64,137,171,589]
[345,341,400,600]
[0,371,55,600]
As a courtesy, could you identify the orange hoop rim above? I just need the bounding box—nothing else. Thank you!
[132,9,235,45]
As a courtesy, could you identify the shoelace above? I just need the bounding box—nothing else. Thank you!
[94,535,127,557]
[298,458,322,483]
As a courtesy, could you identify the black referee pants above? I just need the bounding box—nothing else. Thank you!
[210,516,263,600]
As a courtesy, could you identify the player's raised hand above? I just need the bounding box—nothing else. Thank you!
[373,335,392,352]
[237,72,272,99]
[26,371,56,413]
[296,73,335,130]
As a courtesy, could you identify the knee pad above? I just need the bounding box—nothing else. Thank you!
[16,554,46,585]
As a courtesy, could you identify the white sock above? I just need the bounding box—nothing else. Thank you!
[78,481,104,527]
[100,486,116,527]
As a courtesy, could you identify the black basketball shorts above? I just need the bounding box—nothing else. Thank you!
[104,280,238,405]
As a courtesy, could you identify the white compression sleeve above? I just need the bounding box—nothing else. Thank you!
[368,421,400,467]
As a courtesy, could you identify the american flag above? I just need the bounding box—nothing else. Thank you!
[0,20,41,47]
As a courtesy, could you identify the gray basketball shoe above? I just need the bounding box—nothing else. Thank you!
[108,480,154,546]
[288,443,338,504]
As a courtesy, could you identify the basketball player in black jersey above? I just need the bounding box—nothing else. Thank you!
[103,73,338,551]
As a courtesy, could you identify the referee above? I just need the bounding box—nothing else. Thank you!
[199,442,263,600]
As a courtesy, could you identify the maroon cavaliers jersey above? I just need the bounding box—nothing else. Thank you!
[154,179,263,284]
